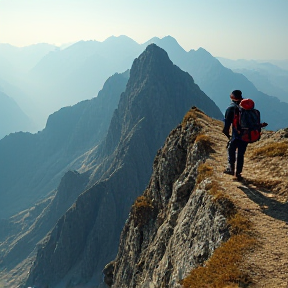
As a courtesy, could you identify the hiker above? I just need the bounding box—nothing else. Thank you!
[222,90,267,180]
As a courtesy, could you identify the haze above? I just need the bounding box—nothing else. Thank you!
[1,0,288,60]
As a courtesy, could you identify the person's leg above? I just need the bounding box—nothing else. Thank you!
[236,140,248,177]
[224,139,237,174]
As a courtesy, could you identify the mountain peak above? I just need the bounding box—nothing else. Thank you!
[103,35,139,46]
[196,47,213,57]
[129,43,171,79]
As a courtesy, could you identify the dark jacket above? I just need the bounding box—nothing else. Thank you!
[223,101,241,140]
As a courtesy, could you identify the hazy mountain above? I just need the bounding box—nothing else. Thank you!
[172,47,288,131]
[268,59,288,71]
[24,44,222,288]
[0,90,34,139]
[2,36,287,131]
[0,43,57,79]
[22,36,141,126]
[0,71,129,219]
[217,57,288,103]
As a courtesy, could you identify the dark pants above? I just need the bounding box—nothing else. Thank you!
[228,139,248,174]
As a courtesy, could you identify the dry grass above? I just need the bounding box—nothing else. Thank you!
[228,213,253,236]
[181,211,256,288]
[132,195,154,227]
[182,109,197,128]
[133,195,153,209]
[251,142,288,158]
[181,233,256,288]
[181,107,207,128]
[196,163,213,184]
[195,134,214,152]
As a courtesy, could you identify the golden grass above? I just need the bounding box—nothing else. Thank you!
[196,163,213,184]
[182,110,197,128]
[195,134,214,152]
[181,233,255,288]
[132,195,154,227]
[251,142,288,158]
[181,107,207,128]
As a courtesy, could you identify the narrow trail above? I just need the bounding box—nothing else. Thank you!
[201,115,288,287]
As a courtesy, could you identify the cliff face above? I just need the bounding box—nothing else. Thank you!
[25,44,223,288]
[106,108,288,288]
[104,108,231,287]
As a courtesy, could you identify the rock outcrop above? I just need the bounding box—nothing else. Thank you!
[104,108,231,287]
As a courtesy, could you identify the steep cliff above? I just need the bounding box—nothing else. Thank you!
[105,108,288,287]
[25,44,223,288]
[104,108,233,287]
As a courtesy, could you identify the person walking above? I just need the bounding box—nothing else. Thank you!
[222,90,268,180]
[222,90,247,180]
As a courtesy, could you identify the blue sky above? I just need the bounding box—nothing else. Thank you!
[0,0,288,59]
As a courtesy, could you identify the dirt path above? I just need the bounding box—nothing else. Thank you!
[201,116,288,287]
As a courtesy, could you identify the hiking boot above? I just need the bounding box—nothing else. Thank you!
[223,164,234,175]
[235,173,243,181]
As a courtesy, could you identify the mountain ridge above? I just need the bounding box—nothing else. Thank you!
[24,43,222,288]
[104,108,288,288]
[2,35,288,131]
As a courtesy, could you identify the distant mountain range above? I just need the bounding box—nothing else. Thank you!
[1,35,288,134]
[0,90,34,139]
[217,57,288,103]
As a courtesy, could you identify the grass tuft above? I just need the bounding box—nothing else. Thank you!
[181,107,206,128]
[132,195,154,227]
[181,234,255,288]
[195,134,214,152]
[196,163,213,184]
[252,142,288,158]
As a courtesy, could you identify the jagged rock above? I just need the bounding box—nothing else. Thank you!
[105,108,230,287]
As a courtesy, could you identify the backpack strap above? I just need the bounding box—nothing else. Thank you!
[232,106,241,134]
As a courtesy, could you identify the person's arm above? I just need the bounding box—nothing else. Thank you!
[222,106,235,139]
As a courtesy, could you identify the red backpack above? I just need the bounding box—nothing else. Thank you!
[233,99,261,143]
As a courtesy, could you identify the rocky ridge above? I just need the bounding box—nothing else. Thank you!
[105,108,231,287]
[105,108,288,288]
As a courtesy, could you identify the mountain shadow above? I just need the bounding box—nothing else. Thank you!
[25,44,222,288]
